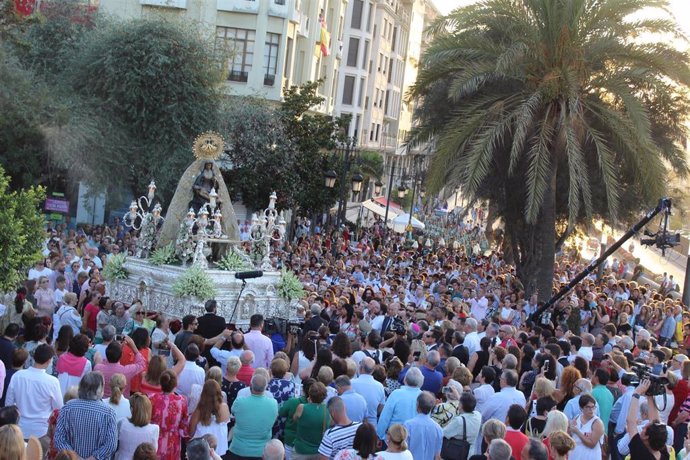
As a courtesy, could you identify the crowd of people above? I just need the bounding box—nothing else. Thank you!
[0,214,687,460]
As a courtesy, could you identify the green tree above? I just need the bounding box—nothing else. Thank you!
[218,99,298,209]
[0,47,55,190]
[39,17,223,201]
[280,81,348,218]
[0,165,46,292]
[411,0,690,297]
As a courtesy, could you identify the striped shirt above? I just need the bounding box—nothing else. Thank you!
[318,422,361,460]
[54,399,118,460]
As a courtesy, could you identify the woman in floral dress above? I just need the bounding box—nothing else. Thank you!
[267,357,296,438]
[150,369,188,460]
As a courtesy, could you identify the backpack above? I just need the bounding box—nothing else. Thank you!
[362,348,382,365]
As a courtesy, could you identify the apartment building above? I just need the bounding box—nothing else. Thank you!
[99,0,439,200]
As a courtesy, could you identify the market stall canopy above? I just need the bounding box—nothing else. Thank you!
[389,213,425,233]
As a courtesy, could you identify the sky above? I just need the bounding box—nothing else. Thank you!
[431,0,690,38]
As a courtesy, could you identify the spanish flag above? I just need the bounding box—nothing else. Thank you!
[316,15,330,57]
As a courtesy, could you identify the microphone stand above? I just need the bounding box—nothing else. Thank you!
[229,279,247,326]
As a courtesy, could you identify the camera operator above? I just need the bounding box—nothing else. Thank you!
[625,379,671,460]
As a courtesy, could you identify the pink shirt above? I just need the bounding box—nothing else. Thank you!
[243,330,274,369]
[94,350,145,397]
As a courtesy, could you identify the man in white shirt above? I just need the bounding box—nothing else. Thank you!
[470,289,489,320]
[480,369,526,426]
[577,333,595,362]
[351,358,386,425]
[6,343,63,437]
[473,366,496,414]
[176,344,205,399]
[463,318,481,356]
[243,314,275,369]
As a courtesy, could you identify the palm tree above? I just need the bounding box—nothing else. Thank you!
[410,0,690,298]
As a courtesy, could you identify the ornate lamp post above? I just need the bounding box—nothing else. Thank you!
[124,180,165,257]
[249,192,286,271]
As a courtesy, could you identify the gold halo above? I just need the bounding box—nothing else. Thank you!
[193,131,225,161]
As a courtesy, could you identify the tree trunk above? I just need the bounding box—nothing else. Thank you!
[484,200,498,242]
[535,163,558,302]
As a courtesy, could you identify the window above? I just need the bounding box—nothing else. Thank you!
[342,75,356,105]
[391,27,397,52]
[351,0,363,29]
[217,27,255,82]
[347,38,359,67]
[264,33,280,86]
[274,0,286,4]
[388,58,393,83]
[384,90,390,113]
[366,2,373,32]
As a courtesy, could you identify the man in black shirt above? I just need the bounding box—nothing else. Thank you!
[626,379,669,460]
[174,314,198,353]
[197,300,227,366]
[0,324,19,370]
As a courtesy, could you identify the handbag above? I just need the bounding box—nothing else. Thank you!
[441,415,471,460]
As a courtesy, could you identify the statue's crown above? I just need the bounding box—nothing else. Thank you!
[193,131,224,161]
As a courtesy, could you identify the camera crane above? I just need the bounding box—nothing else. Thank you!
[531,197,680,321]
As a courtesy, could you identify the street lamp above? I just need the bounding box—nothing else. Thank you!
[324,170,337,188]
[351,173,364,195]
[374,180,383,196]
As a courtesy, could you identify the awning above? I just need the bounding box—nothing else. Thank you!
[372,196,402,210]
[361,199,402,219]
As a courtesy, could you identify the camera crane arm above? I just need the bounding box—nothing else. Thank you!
[531,197,673,321]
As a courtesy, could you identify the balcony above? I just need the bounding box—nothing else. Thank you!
[140,0,186,8]
[289,5,300,23]
[228,70,249,82]
[297,12,309,37]
[217,0,259,14]
[268,0,288,18]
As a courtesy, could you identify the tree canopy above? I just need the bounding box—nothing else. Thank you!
[410,0,690,297]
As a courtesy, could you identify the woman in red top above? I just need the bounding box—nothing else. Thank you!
[151,370,189,460]
[140,342,186,397]
[82,291,102,333]
[119,327,150,393]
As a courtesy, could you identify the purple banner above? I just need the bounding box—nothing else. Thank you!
[45,198,70,214]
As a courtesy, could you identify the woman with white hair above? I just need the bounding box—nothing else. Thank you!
[221,356,247,416]
[542,410,570,458]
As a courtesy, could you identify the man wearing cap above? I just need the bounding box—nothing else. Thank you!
[670,354,688,378]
